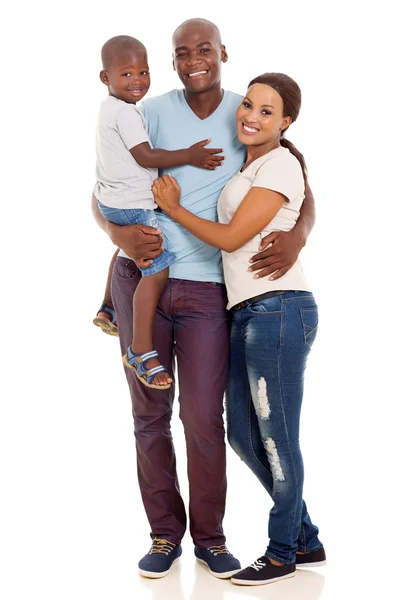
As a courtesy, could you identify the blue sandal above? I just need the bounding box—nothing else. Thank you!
[93,303,119,337]
[122,347,172,390]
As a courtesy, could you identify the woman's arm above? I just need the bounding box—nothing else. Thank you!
[152,175,285,253]
[91,194,163,264]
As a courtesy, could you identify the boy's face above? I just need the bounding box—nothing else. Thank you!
[172,24,227,94]
[100,50,150,104]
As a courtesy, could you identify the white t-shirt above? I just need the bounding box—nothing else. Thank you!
[217,146,311,309]
[94,96,157,210]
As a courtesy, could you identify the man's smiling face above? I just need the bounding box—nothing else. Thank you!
[172,22,227,93]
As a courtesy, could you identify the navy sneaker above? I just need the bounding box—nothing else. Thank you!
[138,538,182,578]
[231,556,296,586]
[194,545,241,579]
[296,547,326,568]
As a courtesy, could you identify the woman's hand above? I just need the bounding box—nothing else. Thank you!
[152,175,182,217]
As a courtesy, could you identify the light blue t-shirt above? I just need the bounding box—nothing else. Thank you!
[141,89,245,283]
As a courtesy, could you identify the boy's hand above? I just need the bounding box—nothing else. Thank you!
[188,139,224,170]
[152,175,182,217]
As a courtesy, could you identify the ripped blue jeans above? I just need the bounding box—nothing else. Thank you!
[226,291,323,565]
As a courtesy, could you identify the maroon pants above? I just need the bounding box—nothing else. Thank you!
[111,257,230,547]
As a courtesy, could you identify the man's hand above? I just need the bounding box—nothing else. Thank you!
[152,175,182,217]
[91,194,163,268]
[188,139,224,170]
[249,230,305,280]
[109,222,163,267]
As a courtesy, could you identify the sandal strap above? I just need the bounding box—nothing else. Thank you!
[138,350,159,362]
[97,303,116,324]
[146,364,169,385]
[125,347,169,385]
[126,348,159,374]
[147,365,167,376]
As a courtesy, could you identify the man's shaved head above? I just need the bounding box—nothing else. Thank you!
[172,19,221,46]
[171,18,227,95]
[101,35,147,70]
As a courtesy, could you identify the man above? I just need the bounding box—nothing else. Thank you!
[92,18,315,579]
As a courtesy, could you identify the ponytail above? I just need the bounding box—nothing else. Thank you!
[280,136,308,187]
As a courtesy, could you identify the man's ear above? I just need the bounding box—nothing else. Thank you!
[99,70,109,85]
[221,45,228,63]
[172,54,176,72]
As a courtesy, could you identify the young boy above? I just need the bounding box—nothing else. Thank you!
[94,35,224,389]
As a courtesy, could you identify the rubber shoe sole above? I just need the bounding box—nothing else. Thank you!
[296,547,326,568]
[296,559,326,568]
[196,557,242,579]
[231,571,296,586]
[138,557,181,579]
[93,316,119,336]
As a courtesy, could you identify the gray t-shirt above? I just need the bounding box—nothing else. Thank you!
[94,96,157,210]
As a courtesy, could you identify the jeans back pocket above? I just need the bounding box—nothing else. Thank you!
[300,307,318,347]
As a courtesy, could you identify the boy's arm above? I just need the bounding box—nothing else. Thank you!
[130,140,224,170]
[138,100,224,170]
[248,182,316,280]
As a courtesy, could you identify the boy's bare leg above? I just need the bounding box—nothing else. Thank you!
[97,248,119,320]
[131,268,172,386]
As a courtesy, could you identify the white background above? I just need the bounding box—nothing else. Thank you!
[1,1,399,599]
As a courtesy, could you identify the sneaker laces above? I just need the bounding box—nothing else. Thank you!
[207,544,231,556]
[250,557,267,571]
[149,538,176,555]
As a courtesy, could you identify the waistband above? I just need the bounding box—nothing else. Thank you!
[231,290,286,311]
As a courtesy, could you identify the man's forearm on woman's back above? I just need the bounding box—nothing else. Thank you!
[293,182,316,247]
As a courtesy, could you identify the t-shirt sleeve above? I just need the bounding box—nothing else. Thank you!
[140,99,159,147]
[115,105,149,150]
[252,152,304,202]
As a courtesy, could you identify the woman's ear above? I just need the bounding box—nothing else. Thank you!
[281,116,292,132]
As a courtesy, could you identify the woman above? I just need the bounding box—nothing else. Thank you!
[152,72,325,586]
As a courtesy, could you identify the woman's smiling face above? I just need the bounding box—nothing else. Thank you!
[236,83,292,147]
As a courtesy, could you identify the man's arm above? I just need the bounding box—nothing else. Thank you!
[249,182,316,280]
[294,181,316,245]
[91,194,163,266]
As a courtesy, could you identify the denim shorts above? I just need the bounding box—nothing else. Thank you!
[98,201,175,277]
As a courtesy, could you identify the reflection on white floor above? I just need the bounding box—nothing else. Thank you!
[135,549,325,600]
